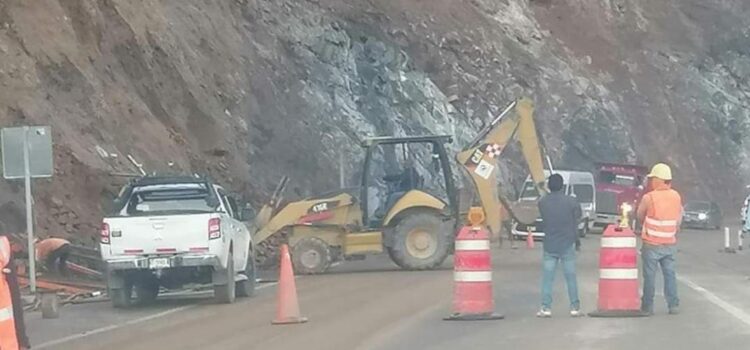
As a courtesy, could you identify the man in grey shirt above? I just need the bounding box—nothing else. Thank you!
[536,174,582,317]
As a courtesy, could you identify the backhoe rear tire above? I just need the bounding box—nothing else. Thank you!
[387,212,450,270]
[292,237,332,274]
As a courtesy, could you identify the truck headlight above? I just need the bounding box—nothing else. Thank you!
[698,213,707,220]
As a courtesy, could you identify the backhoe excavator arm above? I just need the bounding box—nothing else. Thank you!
[455,97,547,236]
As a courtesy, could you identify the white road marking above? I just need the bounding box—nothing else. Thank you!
[678,275,750,328]
[35,282,279,349]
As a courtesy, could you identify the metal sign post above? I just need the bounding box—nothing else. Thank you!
[23,127,36,293]
[2,125,53,294]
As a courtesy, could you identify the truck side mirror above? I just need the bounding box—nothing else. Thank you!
[239,206,256,222]
[207,197,221,209]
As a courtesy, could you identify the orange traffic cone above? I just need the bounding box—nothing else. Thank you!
[272,244,308,325]
[526,230,535,249]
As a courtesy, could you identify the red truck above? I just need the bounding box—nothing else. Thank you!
[592,163,648,232]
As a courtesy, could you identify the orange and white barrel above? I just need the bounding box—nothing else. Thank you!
[445,225,503,321]
[589,225,647,317]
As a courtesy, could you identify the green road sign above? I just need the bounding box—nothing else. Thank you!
[1,126,53,179]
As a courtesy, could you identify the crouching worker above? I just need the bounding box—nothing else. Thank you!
[36,237,72,276]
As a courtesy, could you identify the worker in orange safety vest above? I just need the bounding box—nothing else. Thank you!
[636,163,682,316]
[2,234,30,349]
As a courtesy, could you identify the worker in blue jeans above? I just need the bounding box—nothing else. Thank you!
[637,164,682,315]
[537,174,582,317]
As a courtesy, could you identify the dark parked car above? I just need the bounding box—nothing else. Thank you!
[682,201,722,230]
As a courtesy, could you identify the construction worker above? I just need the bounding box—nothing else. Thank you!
[637,163,682,315]
[2,234,30,349]
[536,174,582,318]
[36,237,72,276]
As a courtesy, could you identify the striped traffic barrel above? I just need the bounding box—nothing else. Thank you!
[444,225,503,321]
[589,224,648,317]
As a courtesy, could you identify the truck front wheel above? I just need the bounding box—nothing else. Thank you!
[579,219,589,238]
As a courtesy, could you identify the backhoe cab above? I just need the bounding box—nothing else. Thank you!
[252,135,458,274]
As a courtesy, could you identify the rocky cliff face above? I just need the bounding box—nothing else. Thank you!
[0,0,748,243]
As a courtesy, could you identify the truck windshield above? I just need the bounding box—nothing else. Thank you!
[598,171,639,186]
[572,184,594,203]
[123,185,216,216]
[685,202,710,211]
[519,181,567,200]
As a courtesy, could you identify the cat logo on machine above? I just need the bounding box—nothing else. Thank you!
[466,148,485,166]
[310,200,339,214]
[312,202,330,213]
[300,200,340,224]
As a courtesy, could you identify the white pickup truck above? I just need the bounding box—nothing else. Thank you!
[100,176,255,308]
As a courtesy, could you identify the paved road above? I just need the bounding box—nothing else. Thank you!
[28,225,750,349]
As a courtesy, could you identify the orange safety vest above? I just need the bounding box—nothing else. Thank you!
[641,188,682,245]
[0,236,19,350]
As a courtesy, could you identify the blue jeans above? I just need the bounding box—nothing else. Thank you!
[541,245,580,310]
[641,244,679,310]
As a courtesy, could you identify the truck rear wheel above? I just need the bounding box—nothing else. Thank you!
[236,255,256,298]
[214,252,236,304]
[110,280,133,309]
[387,212,450,270]
[134,275,160,305]
[110,288,131,308]
[292,237,332,274]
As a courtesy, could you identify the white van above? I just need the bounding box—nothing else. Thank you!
[511,170,596,239]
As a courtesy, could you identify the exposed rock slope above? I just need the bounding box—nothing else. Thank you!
[0,0,748,242]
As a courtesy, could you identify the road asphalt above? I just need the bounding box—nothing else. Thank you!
[27,224,750,350]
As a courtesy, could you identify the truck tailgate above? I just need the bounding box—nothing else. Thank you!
[105,214,213,255]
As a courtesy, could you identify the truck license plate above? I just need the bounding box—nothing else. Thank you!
[528,226,535,231]
[149,258,170,269]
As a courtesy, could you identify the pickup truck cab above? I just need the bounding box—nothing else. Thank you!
[101,176,255,308]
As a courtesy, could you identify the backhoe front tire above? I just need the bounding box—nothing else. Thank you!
[292,237,332,274]
[387,212,450,270]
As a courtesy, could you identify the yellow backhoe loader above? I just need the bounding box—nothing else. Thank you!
[247,97,548,274]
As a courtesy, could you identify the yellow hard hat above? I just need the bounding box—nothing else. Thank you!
[647,163,672,180]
